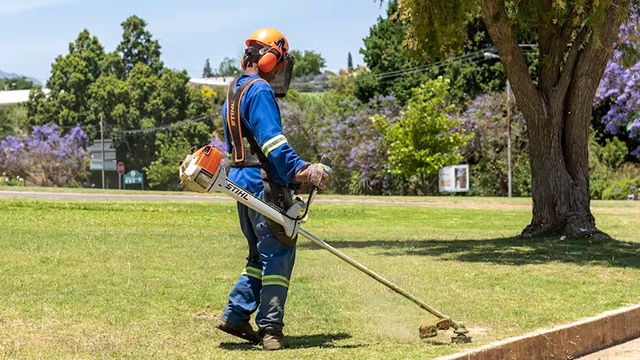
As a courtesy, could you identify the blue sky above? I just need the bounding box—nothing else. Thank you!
[0,0,387,83]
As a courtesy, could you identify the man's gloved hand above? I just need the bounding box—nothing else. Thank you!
[294,163,333,190]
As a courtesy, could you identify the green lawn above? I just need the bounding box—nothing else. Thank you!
[0,197,639,359]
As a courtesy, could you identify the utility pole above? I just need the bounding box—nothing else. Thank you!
[101,114,105,189]
[506,80,512,198]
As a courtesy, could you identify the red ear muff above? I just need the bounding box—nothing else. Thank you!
[258,51,279,73]
[241,57,246,70]
[243,45,283,72]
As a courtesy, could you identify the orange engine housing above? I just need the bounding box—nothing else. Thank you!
[192,145,223,176]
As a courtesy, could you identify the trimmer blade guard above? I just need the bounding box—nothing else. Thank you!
[419,324,438,338]
[179,145,224,193]
[419,319,451,339]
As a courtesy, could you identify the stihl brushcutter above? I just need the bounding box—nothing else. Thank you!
[179,145,471,343]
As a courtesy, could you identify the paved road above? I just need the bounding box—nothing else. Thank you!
[0,190,233,202]
[0,190,442,207]
[579,338,640,360]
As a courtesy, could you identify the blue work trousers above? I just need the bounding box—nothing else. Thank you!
[221,202,296,332]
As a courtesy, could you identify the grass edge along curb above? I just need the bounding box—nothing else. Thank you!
[435,304,640,360]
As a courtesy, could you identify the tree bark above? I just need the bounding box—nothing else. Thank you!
[481,0,631,239]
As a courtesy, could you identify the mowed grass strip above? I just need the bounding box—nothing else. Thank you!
[0,198,639,359]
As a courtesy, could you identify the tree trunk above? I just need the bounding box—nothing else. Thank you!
[480,0,630,239]
[522,98,601,239]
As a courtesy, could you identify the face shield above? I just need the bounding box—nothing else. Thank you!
[271,53,295,98]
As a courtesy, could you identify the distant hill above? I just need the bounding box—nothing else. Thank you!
[0,70,43,86]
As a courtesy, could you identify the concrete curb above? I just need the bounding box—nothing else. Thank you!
[436,304,640,360]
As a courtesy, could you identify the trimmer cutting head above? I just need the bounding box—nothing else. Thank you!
[452,334,473,344]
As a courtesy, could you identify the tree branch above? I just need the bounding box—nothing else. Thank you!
[537,25,555,92]
[573,0,630,82]
[539,7,579,94]
[555,25,588,100]
[537,0,555,57]
[564,0,630,108]
[481,0,545,120]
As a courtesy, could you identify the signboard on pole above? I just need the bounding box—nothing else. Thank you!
[89,140,117,171]
[439,165,469,193]
[123,170,144,190]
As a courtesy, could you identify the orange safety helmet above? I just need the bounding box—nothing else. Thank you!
[242,28,290,72]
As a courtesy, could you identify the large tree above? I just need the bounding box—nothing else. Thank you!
[289,50,326,79]
[27,30,105,136]
[397,0,638,238]
[117,15,163,76]
[356,1,434,104]
[203,59,214,78]
[87,64,210,173]
[0,77,34,91]
[214,57,242,78]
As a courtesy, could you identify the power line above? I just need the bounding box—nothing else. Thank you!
[40,114,217,135]
[289,44,539,89]
[353,48,493,82]
[358,44,538,82]
[289,52,483,88]
[117,114,216,136]
[290,50,537,92]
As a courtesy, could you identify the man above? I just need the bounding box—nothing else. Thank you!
[215,28,332,351]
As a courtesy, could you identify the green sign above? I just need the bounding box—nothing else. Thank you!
[123,170,144,190]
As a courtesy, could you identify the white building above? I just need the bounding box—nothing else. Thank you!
[0,89,50,107]
[0,77,232,107]
[187,77,234,89]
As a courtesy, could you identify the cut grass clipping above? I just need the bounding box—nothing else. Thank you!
[1,197,639,359]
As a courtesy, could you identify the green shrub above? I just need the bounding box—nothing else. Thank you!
[589,131,632,199]
[602,178,640,200]
[0,174,24,186]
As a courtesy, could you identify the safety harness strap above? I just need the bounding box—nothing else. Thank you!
[226,78,266,167]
